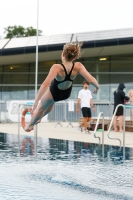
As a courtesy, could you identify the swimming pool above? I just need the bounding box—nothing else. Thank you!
[0,132,133,200]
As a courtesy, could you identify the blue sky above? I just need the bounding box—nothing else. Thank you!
[0,0,133,37]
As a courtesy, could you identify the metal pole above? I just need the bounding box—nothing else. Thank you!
[93,112,104,145]
[18,104,25,156]
[34,0,39,156]
[123,106,126,160]
[18,105,20,155]
[35,0,39,97]
[102,113,104,161]
[123,106,126,147]
[64,101,67,121]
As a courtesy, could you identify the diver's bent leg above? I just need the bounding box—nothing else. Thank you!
[25,89,54,131]
[35,103,54,124]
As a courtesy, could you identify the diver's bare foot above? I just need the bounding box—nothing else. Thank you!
[35,119,41,125]
[24,125,34,132]
[119,130,123,132]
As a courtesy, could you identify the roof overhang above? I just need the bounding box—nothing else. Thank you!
[0,27,133,65]
[0,43,133,65]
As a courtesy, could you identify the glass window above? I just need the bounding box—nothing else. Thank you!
[110,74,133,101]
[0,66,3,84]
[2,86,28,100]
[70,86,82,99]
[98,73,110,84]
[4,63,29,72]
[0,86,1,100]
[111,55,133,72]
[28,86,40,100]
[38,74,47,84]
[56,60,62,64]
[0,66,3,72]
[73,74,84,84]
[30,63,35,72]
[30,61,55,72]
[28,87,35,100]
[3,74,29,84]
[124,85,133,97]
[110,74,133,84]
[111,62,133,72]
[110,85,131,101]
[111,54,133,61]
[1,54,133,102]
[29,74,47,84]
[38,61,55,72]
[0,75,2,84]
[29,74,36,84]
[71,84,111,101]
[82,57,109,72]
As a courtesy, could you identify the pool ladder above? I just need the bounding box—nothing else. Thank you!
[93,105,127,160]
[93,104,126,148]
[107,104,126,148]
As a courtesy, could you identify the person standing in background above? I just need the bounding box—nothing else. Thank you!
[113,83,129,132]
[129,89,133,124]
[76,81,96,133]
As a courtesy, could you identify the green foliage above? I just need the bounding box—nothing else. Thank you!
[4,25,42,38]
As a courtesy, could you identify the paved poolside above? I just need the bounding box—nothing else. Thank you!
[0,122,133,148]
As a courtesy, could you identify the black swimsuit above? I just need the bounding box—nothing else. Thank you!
[50,63,75,102]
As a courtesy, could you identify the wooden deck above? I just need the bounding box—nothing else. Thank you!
[79,117,133,132]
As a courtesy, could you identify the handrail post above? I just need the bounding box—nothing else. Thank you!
[102,114,104,160]
[123,106,126,160]
[34,125,37,157]
[107,104,128,149]
[18,104,22,156]
[94,112,104,145]
[102,115,104,145]
[107,104,123,147]
[0,101,6,123]
[18,105,20,155]
[123,106,126,148]
[18,103,26,155]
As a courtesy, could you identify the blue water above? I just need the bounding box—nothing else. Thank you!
[0,132,133,200]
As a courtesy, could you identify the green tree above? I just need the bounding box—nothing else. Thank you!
[4,25,42,38]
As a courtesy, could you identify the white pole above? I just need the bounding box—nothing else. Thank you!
[34,0,39,156]
[35,0,39,97]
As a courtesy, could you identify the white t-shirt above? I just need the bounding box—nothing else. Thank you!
[78,89,92,108]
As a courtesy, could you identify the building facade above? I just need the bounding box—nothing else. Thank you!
[0,28,133,102]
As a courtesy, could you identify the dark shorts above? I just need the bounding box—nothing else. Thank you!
[114,106,123,116]
[81,107,91,118]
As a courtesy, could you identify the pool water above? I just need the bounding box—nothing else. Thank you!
[0,132,133,200]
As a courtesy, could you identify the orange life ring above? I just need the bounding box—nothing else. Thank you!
[21,108,33,132]
[21,137,34,155]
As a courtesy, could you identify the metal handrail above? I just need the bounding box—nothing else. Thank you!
[93,112,104,145]
[0,101,6,123]
[107,104,126,147]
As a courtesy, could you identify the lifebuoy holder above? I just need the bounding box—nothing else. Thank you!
[21,108,33,132]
